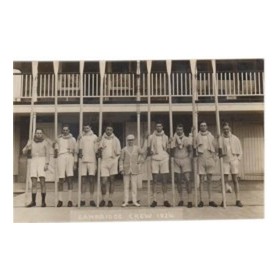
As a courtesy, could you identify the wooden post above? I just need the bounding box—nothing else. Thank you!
[146,60,152,206]
[190,60,198,207]
[77,61,84,208]
[212,60,226,208]
[166,60,175,207]
[97,61,106,207]
[25,61,38,206]
[53,61,59,207]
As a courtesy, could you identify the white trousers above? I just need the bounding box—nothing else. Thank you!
[123,174,138,204]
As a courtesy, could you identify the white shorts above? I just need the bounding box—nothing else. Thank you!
[223,157,239,175]
[174,157,192,173]
[151,157,169,174]
[198,155,216,175]
[58,153,74,178]
[81,162,96,176]
[30,157,46,178]
[101,158,118,177]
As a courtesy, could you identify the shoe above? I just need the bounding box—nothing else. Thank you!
[178,200,184,207]
[133,202,140,207]
[26,201,36,208]
[187,202,193,208]
[99,200,106,207]
[209,201,218,207]
[57,200,63,207]
[41,202,46,208]
[220,201,225,207]
[90,200,96,207]
[122,203,127,207]
[80,200,86,207]
[67,201,73,207]
[150,201,157,207]
[236,200,243,207]
[107,200,113,207]
[198,201,204,207]
[164,200,171,207]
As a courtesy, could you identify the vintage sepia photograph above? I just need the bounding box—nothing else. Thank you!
[13,59,264,223]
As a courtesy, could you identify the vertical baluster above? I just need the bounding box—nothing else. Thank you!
[151,73,153,96]
[160,73,163,97]
[142,73,147,96]
[131,74,134,97]
[233,72,236,97]
[241,72,244,95]
[258,72,261,95]
[207,73,210,95]
[237,72,240,95]
[171,73,174,96]
[29,74,32,98]
[226,72,229,95]
[155,73,158,96]
[189,73,192,96]
[95,74,98,97]
[38,75,42,98]
[163,73,166,96]
[262,72,264,95]
[250,72,253,95]
[24,75,27,97]
[48,74,51,97]
[220,73,223,96]
[175,73,178,96]
[180,73,183,96]
[203,73,206,95]
[176,73,179,96]
[245,72,248,95]
[198,73,201,96]
[253,72,257,95]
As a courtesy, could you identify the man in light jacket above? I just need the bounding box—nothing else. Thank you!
[23,128,50,207]
[219,122,243,207]
[119,134,143,207]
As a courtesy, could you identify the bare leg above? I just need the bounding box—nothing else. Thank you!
[176,173,183,202]
[232,174,240,201]
[184,172,192,203]
[199,175,204,202]
[152,173,158,202]
[206,174,213,202]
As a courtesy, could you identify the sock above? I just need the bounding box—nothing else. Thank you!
[153,192,157,202]
[58,191,63,201]
[68,190,72,201]
[163,193,167,201]
[90,192,94,201]
[32,193,36,203]
[41,193,46,203]
[108,193,112,201]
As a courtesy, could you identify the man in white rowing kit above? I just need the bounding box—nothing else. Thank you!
[171,124,193,208]
[23,128,50,207]
[77,123,98,207]
[54,124,77,207]
[97,124,121,207]
[194,121,218,208]
[148,121,171,207]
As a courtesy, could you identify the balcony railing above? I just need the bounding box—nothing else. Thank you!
[13,71,264,101]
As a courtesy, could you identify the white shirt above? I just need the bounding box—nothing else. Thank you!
[102,138,114,159]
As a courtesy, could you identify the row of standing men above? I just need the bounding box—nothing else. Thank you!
[23,120,243,208]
